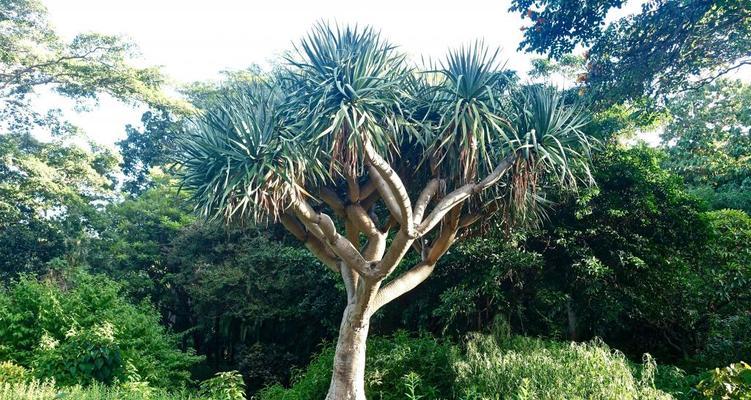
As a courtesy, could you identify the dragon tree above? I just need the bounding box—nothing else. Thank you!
[177,23,594,400]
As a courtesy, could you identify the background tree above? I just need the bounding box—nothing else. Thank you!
[0,0,179,136]
[661,79,751,213]
[177,24,594,400]
[0,132,118,278]
[511,0,751,105]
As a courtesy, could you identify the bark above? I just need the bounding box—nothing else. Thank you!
[326,304,371,400]
[566,296,577,341]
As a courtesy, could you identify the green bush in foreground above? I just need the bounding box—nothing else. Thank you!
[0,380,193,400]
[0,270,200,387]
[0,370,247,400]
[258,332,672,399]
[456,334,670,400]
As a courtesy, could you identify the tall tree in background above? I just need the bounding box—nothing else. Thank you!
[0,132,118,277]
[511,0,751,105]
[0,0,177,135]
[661,79,751,213]
[177,24,594,400]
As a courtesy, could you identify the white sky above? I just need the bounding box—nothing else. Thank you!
[40,0,735,149]
[41,0,537,147]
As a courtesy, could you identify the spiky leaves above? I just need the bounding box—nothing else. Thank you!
[284,23,412,178]
[422,42,513,186]
[498,85,595,228]
[177,82,326,222]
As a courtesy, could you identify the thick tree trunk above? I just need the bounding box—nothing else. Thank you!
[326,305,370,400]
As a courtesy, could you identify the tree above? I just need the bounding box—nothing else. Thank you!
[661,79,751,213]
[510,0,751,105]
[176,24,594,399]
[0,0,177,135]
[0,132,118,278]
[116,69,262,195]
[117,109,185,194]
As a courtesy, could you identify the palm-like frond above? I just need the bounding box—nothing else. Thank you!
[175,24,596,230]
[420,42,514,185]
[488,85,595,229]
[507,85,594,190]
[176,81,326,222]
[283,22,412,177]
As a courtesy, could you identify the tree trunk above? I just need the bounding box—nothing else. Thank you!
[326,304,370,400]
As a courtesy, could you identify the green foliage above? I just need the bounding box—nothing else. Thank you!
[0,133,118,278]
[700,314,751,368]
[118,108,186,194]
[456,334,671,399]
[429,240,542,334]
[661,79,751,213]
[162,224,343,391]
[33,322,124,386]
[0,270,200,388]
[199,371,245,400]
[0,0,179,135]
[391,144,751,366]
[0,380,195,400]
[510,0,626,58]
[259,333,674,399]
[696,362,751,400]
[0,372,250,400]
[0,361,29,384]
[511,0,751,104]
[89,176,194,301]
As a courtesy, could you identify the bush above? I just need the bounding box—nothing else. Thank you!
[0,380,194,400]
[700,313,751,367]
[455,334,672,399]
[0,362,29,384]
[0,270,201,388]
[259,332,674,399]
[696,362,751,400]
[199,371,246,400]
[33,322,124,386]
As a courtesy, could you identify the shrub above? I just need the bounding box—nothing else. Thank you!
[696,362,751,400]
[32,323,124,386]
[0,270,200,387]
[0,361,29,384]
[700,312,751,367]
[259,332,673,399]
[0,380,195,400]
[199,371,246,400]
[455,334,672,399]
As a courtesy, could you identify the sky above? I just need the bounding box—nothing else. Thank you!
[39,0,647,148]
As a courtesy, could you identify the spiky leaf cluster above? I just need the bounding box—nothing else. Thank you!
[283,23,412,177]
[177,82,326,221]
[176,23,595,227]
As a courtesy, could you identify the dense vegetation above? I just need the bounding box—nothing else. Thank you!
[1,0,750,399]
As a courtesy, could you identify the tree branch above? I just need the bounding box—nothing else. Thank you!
[319,187,346,216]
[280,213,339,272]
[372,261,435,312]
[290,197,374,279]
[417,152,516,236]
[414,178,441,223]
[364,142,415,237]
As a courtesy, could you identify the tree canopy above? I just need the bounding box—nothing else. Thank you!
[511,0,751,104]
